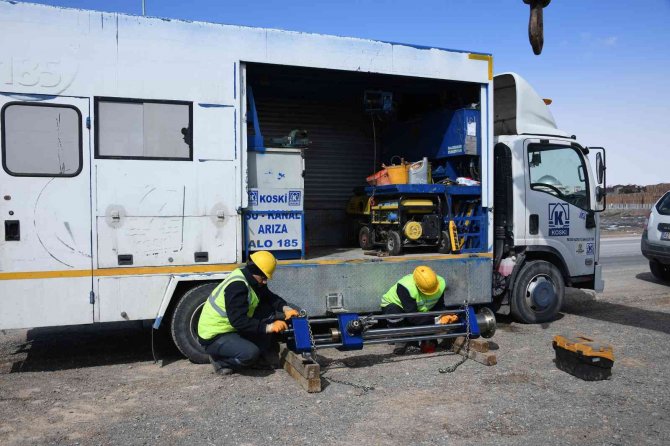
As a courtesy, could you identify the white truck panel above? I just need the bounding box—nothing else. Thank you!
[0,278,92,329]
[97,275,171,322]
[97,215,237,268]
[0,1,491,101]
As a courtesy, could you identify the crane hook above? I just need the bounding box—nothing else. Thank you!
[524,0,551,55]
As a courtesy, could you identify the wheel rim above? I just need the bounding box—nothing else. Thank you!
[525,274,556,311]
[189,302,205,343]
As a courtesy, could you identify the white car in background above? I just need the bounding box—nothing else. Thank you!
[641,191,670,282]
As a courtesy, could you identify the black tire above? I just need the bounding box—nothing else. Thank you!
[170,282,218,363]
[510,260,564,323]
[438,230,451,254]
[386,230,403,256]
[359,226,375,250]
[650,260,670,282]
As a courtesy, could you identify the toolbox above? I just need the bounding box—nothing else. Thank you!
[552,334,614,381]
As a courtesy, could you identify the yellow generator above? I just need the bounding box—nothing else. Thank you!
[350,195,452,256]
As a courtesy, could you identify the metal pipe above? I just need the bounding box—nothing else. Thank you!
[312,334,334,340]
[368,309,465,321]
[362,323,463,339]
[311,342,342,349]
[363,332,469,346]
[304,318,339,325]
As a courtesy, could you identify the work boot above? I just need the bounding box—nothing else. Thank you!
[209,356,234,376]
[393,342,408,355]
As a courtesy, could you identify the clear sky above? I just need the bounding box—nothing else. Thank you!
[19,0,670,185]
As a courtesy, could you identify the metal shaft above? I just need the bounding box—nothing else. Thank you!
[368,309,465,321]
[362,323,463,339]
[363,331,469,346]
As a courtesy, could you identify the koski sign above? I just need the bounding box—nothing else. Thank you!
[548,203,570,236]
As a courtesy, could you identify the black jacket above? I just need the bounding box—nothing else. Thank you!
[223,267,288,334]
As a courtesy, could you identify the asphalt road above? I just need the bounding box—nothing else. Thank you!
[599,236,646,269]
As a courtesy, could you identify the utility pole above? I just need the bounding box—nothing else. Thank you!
[142,0,146,16]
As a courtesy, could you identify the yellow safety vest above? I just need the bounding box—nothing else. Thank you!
[197,269,260,340]
[381,274,446,312]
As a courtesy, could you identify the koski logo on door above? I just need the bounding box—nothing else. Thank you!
[548,203,570,236]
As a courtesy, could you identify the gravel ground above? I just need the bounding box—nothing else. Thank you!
[1,251,669,445]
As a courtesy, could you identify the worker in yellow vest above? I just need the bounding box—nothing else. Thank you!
[381,265,457,355]
[197,251,300,375]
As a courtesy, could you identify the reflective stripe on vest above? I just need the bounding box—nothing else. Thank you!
[197,268,259,340]
[207,293,227,318]
[381,273,446,312]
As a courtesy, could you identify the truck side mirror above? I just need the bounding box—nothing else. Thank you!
[589,147,606,212]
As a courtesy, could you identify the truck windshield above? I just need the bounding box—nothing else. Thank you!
[528,144,589,210]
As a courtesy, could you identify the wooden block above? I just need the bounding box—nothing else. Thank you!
[451,337,497,366]
[279,345,322,393]
[283,360,322,392]
[279,345,320,379]
[452,336,490,353]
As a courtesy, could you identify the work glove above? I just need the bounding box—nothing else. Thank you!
[437,314,459,325]
[283,306,300,320]
[266,320,288,334]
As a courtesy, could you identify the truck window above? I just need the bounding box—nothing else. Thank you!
[95,98,192,160]
[528,144,589,210]
[657,192,670,216]
[1,103,82,177]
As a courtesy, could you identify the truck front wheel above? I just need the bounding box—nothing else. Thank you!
[510,260,564,323]
[170,282,217,364]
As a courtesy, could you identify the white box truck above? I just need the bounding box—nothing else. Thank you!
[0,1,606,362]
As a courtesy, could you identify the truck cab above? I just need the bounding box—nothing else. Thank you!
[492,73,606,323]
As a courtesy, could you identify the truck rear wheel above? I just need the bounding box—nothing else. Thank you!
[510,260,564,323]
[170,282,218,364]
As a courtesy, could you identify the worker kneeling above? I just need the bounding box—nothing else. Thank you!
[381,265,456,355]
[197,251,300,375]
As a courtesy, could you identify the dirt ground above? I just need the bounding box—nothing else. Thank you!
[600,209,648,236]
[1,239,669,445]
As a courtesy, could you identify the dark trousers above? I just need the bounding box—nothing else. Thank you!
[204,300,279,370]
[204,331,276,369]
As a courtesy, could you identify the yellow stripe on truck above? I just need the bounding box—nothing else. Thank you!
[0,252,493,280]
[468,53,494,80]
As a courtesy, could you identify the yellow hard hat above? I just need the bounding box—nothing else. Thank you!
[250,251,277,279]
[413,265,440,295]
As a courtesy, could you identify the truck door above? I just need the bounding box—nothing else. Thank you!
[0,94,93,329]
[524,140,596,278]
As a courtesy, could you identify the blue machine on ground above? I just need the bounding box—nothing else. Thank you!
[286,306,496,354]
